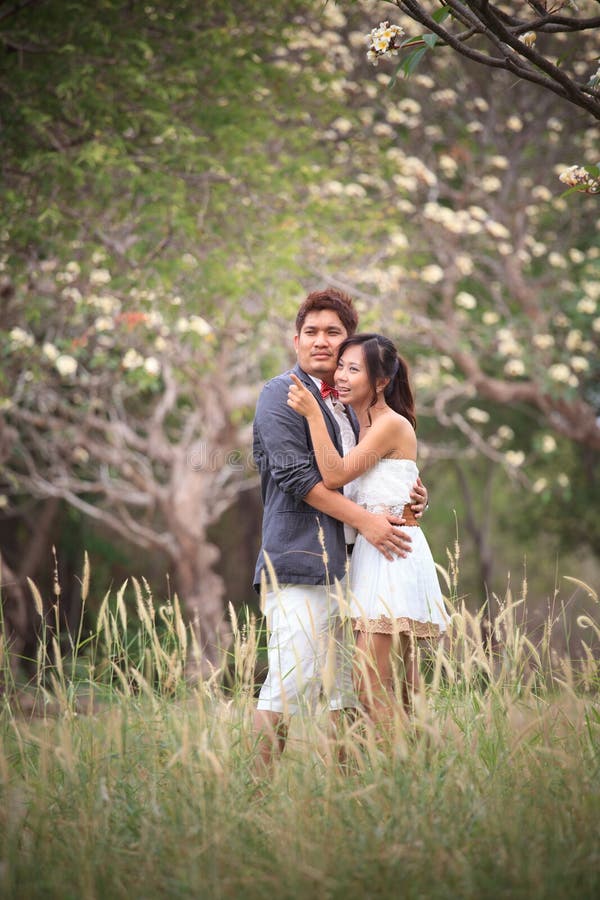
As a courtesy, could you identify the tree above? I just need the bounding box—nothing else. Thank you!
[0,0,316,669]
[355,0,600,121]
[1,0,598,648]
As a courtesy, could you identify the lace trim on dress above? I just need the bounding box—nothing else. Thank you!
[352,615,441,638]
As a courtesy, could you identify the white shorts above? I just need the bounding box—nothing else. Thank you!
[257,583,357,716]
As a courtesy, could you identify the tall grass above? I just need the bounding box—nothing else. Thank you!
[0,555,598,899]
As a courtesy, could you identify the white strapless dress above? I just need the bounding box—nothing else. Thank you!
[347,459,448,637]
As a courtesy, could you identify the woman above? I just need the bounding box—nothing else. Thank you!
[287,333,448,730]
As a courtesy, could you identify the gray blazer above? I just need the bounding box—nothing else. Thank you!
[253,364,358,591]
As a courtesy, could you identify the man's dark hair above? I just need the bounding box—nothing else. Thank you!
[295,288,358,336]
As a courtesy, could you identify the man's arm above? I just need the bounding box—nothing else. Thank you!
[410,477,428,518]
[304,483,412,561]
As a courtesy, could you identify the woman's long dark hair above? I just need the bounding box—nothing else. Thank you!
[337,333,416,429]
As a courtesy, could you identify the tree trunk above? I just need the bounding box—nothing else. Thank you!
[170,531,230,678]
[18,497,60,581]
[0,553,28,686]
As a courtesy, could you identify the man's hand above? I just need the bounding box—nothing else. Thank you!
[358,510,412,561]
[410,476,428,519]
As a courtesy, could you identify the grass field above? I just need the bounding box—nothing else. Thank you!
[0,560,598,899]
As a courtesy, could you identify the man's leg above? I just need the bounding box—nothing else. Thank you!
[253,585,325,772]
[252,709,288,774]
[325,586,359,764]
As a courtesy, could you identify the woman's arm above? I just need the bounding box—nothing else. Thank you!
[287,374,410,489]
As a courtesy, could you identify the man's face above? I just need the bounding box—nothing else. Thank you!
[294,309,348,381]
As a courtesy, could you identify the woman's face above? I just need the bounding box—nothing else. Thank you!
[334,344,373,405]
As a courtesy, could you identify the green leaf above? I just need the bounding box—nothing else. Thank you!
[432,5,453,24]
[422,33,438,49]
[401,46,428,77]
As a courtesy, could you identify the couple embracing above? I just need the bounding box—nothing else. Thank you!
[252,288,448,765]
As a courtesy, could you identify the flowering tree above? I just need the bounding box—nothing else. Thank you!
[0,0,309,668]
[360,1,600,121]
[272,3,600,564]
[1,0,598,649]
[358,1,600,194]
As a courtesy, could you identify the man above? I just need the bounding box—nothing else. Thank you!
[252,288,428,766]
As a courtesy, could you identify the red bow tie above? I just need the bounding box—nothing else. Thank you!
[320,382,339,400]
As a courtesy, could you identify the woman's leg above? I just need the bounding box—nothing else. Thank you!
[399,631,421,715]
[353,631,396,734]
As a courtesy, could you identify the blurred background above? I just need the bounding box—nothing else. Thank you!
[1,0,598,675]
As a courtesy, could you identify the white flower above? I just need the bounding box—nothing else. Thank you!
[455,254,474,276]
[531,185,552,202]
[331,116,353,135]
[366,21,405,64]
[438,154,458,177]
[548,363,571,383]
[593,317,600,333]
[482,311,500,325]
[466,407,490,424]
[565,329,582,351]
[576,298,596,314]
[468,205,488,221]
[497,425,515,442]
[122,349,144,370]
[455,291,477,310]
[504,359,526,377]
[506,115,523,132]
[72,447,90,464]
[505,450,525,467]
[55,354,78,377]
[548,252,567,268]
[582,280,600,300]
[432,89,457,105]
[570,355,589,372]
[532,333,554,350]
[0,495,8,509]
[389,231,408,249]
[89,268,111,286]
[558,165,600,193]
[188,315,212,336]
[66,261,81,276]
[486,221,511,240]
[42,342,59,361]
[532,478,547,493]
[557,473,570,488]
[373,122,395,138]
[481,175,501,193]
[143,356,161,376]
[9,327,34,349]
[61,286,83,303]
[94,316,114,331]
[541,435,557,453]
[420,264,444,284]
[345,183,367,198]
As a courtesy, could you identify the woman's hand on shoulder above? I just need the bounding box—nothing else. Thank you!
[287,373,321,419]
